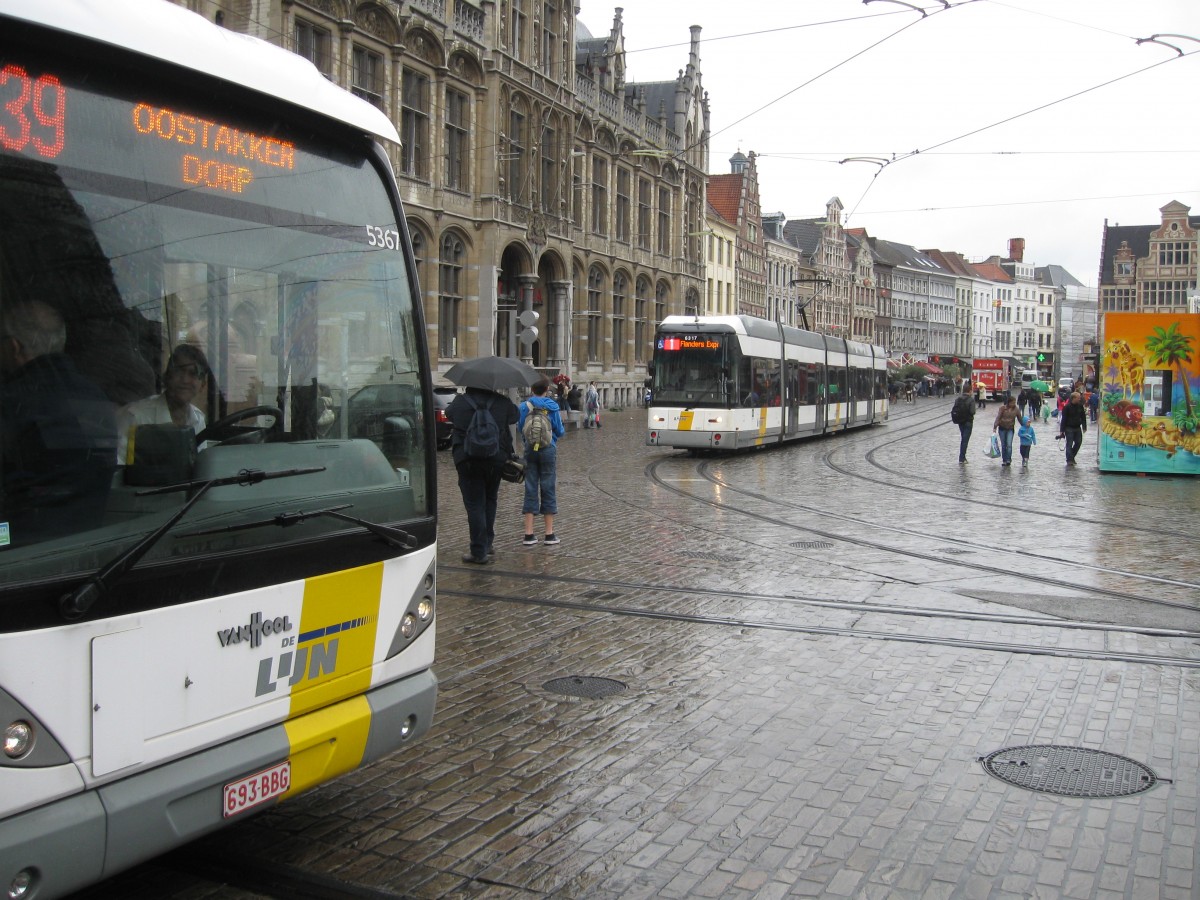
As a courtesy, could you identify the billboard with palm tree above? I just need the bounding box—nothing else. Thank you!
[1099,313,1200,474]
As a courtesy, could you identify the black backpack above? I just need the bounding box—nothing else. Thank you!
[463,394,501,460]
[951,395,972,424]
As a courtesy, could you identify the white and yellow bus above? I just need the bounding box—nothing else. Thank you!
[0,2,437,896]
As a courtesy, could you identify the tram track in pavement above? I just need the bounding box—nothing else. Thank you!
[438,571,1200,671]
[835,400,1193,536]
[644,454,1200,616]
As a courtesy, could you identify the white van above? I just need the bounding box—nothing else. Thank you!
[1019,369,1039,392]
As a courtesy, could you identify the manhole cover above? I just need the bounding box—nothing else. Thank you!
[790,541,833,550]
[981,745,1158,797]
[543,676,627,699]
[680,550,741,562]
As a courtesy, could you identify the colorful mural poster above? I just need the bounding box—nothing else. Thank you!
[1099,312,1200,475]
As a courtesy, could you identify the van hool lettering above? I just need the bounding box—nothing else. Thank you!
[217,611,294,649]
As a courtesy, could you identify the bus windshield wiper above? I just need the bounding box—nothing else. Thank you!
[180,504,418,551]
[58,466,326,620]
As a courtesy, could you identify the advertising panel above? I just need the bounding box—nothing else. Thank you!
[1098,313,1200,475]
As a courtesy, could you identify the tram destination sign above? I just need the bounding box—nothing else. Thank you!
[658,336,720,351]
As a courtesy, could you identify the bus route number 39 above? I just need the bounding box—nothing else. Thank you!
[223,760,291,817]
[364,224,400,250]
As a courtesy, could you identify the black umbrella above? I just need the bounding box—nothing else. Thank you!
[444,355,542,392]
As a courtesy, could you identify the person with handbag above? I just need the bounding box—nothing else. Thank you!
[518,378,565,546]
[992,397,1020,467]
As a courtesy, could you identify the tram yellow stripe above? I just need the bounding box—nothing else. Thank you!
[282,694,371,798]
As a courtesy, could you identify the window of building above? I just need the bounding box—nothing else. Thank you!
[656,281,668,328]
[351,45,383,109]
[400,70,430,179]
[510,0,526,59]
[439,233,464,358]
[507,106,526,204]
[1156,241,1192,267]
[612,272,626,362]
[572,152,583,226]
[445,88,470,192]
[637,177,651,251]
[587,266,604,362]
[615,167,631,243]
[635,277,650,361]
[657,187,671,255]
[294,19,331,76]
[591,158,607,235]
[540,120,558,213]
[540,0,557,75]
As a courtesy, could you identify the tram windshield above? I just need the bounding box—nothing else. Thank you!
[651,332,780,408]
[0,49,426,581]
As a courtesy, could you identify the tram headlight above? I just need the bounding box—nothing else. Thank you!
[3,720,33,759]
[417,598,433,621]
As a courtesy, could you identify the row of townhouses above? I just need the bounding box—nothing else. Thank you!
[178,0,1193,397]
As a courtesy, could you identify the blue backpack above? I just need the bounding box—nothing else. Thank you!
[463,394,501,460]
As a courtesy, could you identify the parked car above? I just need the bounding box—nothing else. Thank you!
[432,386,458,449]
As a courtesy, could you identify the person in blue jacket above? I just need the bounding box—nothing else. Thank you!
[517,377,565,546]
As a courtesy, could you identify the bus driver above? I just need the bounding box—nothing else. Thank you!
[116,344,210,462]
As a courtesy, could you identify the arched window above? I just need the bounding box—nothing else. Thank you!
[439,233,465,358]
[587,266,604,363]
[635,276,651,362]
[612,272,627,363]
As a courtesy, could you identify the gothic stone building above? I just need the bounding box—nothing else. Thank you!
[176,0,709,407]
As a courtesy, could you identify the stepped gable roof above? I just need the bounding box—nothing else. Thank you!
[707,173,742,223]
[1035,265,1084,288]
[971,259,1013,282]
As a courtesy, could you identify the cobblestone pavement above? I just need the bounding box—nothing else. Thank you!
[76,397,1200,899]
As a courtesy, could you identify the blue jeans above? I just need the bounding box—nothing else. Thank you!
[456,461,501,559]
[523,444,558,515]
[957,422,972,461]
[997,427,1015,464]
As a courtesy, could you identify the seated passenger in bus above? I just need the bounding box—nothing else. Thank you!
[0,299,118,539]
[116,344,210,463]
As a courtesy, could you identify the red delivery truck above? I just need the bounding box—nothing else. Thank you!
[972,358,1008,400]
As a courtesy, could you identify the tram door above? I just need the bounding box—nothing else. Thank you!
[785,360,800,436]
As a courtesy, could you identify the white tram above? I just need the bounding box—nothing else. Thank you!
[646,315,888,451]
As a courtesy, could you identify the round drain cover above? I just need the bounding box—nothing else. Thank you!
[981,745,1158,798]
[543,676,626,699]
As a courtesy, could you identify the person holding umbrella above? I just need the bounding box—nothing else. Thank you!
[444,356,535,564]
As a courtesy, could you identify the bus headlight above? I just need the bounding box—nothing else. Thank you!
[3,720,33,759]
[400,613,417,639]
[7,868,35,898]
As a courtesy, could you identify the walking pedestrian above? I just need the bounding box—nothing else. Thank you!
[519,378,565,546]
[950,387,975,463]
[1017,415,1037,468]
[1058,390,1088,466]
[1028,387,1042,423]
[992,396,1019,467]
[584,381,600,428]
[1087,389,1099,422]
[447,386,518,564]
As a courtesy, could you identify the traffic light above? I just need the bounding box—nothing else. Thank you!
[518,309,539,347]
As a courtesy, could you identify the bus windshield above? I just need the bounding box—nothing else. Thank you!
[0,48,427,584]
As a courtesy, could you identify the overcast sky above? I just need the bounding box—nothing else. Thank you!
[578,0,1200,287]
